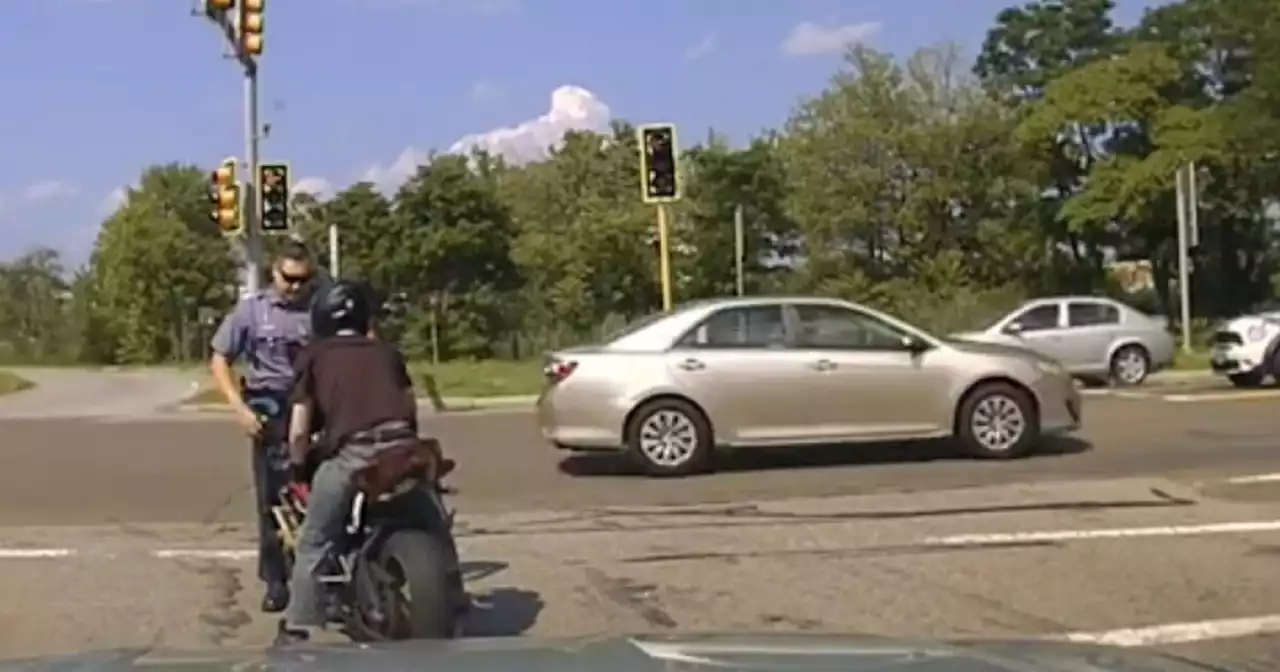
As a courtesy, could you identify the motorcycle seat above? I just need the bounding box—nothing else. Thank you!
[352,437,445,499]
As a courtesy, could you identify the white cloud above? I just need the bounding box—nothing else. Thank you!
[293,176,333,197]
[684,32,719,61]
[23,180,78,203]
[97,187,128,216]
[361,85,612,191]
[781,21,881,57]
[448,85,611,164]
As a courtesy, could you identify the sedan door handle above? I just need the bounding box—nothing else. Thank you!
[811,359,837,371]
[677,358,706,371]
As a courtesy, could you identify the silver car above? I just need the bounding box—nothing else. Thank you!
[952,297,1175,386]
[537,296,1081,477]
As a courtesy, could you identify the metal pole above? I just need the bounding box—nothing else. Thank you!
[328,223,340,279]
[1175,165,1192,353]
[733,204,745,297]
[657,204,673,312]
[243,63,262,293]
[1187,161,1199,248]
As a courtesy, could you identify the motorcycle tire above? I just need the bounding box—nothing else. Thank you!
[364,530,458,640]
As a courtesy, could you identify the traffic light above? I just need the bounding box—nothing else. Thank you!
[259,162,290,233]
[210,158,242,237]
[239,0,263,57]
[639,124,680,203]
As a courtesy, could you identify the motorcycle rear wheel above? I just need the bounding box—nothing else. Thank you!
[359,530,457,640]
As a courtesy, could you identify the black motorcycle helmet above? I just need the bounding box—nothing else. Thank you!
[311,280,374,338]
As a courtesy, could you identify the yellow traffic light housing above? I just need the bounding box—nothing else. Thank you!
[239,0,264,57]
[203,0,234,18]
[258,162,291,234]
[210,158,242,237]
[638,124,681,203]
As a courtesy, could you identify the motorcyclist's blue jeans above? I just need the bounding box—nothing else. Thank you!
[283,447,359,629]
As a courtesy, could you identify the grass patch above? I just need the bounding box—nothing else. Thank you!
[409,359,544,399]
[1173,349,1211,370]
[0,370,34,396]
[182,359,544,405]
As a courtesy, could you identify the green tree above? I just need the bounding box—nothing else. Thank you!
[82,164,237,363]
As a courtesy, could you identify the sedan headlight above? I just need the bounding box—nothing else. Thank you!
[1035,359,1068,376]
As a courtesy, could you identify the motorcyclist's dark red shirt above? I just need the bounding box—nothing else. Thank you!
[289,335,416,449]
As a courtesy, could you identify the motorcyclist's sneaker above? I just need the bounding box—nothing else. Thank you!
[273,620,311,647]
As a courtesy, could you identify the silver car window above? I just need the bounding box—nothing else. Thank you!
[793,304,905,350]
[680,306,786,349]
[1067,302,1120,327]
[1010,304,1060,332]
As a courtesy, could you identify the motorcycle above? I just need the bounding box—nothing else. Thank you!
[247,394,467,641]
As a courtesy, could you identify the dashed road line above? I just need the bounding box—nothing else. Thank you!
[1057,614,1280,647]
[923,520,1280,547]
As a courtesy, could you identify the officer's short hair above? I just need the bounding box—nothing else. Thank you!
[276,240,312,265]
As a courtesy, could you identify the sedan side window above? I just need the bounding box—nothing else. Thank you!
[1067,302,1120,327]
[1007,304,1061,333]
[793,305,907,350]
[679,306,787,348]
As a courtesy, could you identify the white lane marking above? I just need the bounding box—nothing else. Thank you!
[1056,614,1280,647]
[1227,472,1280,484]
[1164,389,1280,402]
[153,549,258,560]
[924,520,1280,546]
[0,548,74,558]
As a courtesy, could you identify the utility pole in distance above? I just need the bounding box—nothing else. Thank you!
[198,0,267,294]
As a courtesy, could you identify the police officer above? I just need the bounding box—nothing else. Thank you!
[208,241,316,613]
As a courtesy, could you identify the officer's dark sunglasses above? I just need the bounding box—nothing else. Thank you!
[277,270,312,286]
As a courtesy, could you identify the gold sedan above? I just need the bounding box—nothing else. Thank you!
[537,297,1082,477]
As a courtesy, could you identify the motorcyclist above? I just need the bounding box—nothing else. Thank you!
[275,280,458,645]
[208,241,317,613]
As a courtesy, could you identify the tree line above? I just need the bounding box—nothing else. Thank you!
[2,0,1276,365]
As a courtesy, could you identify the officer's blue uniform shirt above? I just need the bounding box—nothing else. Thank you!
[210,289,312,392]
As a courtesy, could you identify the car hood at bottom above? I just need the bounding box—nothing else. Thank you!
[0,633,1225,672]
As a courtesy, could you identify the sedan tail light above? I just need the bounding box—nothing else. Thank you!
[544,359,578,385]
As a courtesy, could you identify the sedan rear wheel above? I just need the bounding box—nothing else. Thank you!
[955,382,1039,460]
[626,398,712,477]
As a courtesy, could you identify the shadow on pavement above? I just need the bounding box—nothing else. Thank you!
[557,436,1092,478]
[461,560,509,583]
[457,560,545,637]
[464,588,545,637]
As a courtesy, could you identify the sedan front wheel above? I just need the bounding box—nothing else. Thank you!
[955,382,1039,460]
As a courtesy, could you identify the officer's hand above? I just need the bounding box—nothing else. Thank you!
[234,405,263,436]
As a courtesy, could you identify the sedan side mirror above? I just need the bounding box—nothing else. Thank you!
[901,335,931,354]
[1002,322,1024,335]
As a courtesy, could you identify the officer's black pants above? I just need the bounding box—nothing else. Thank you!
[245,388,290,586]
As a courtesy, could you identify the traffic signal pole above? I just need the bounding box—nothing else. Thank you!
[243,63,262,294]
[656,205,673,312]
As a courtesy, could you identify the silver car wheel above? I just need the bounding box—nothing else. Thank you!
[1115,349,1147,384]
[969,394,1026,453]
[637,409,698,467]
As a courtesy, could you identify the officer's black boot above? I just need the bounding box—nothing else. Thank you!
[262,582,290,613]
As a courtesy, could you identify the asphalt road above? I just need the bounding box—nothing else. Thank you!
[0,393,1279,668]
[1,394,1280,526]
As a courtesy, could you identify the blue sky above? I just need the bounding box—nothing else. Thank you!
[0,0,1159,267]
